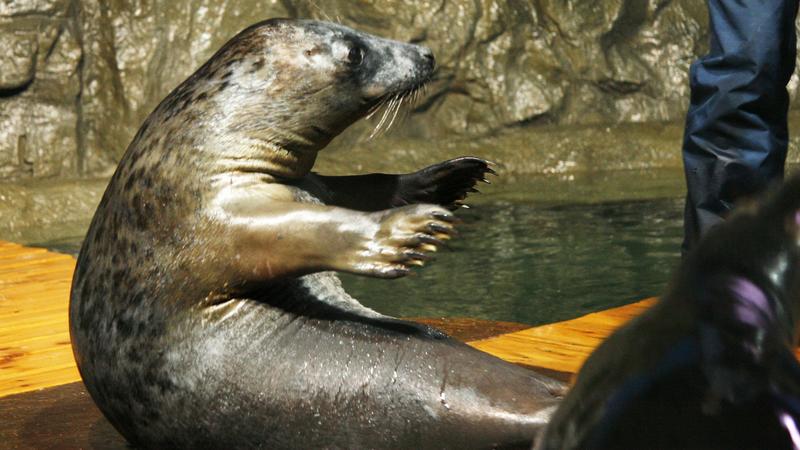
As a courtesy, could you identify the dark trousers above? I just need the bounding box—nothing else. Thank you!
[682,0,799,252]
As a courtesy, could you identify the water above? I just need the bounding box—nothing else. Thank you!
[342,198,683,325]
[34,185,685,327]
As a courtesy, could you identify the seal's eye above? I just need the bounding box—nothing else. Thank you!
[347,46,364,66]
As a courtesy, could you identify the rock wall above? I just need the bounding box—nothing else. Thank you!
[0,0,796,181]
[0,1,81,179]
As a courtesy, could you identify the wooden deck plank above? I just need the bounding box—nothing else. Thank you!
[0,242,79,396]
[469,300,657,374]
[0,284,73,301]
[0,330,71,349]
[0,366,83,397]
[0,316,70,340]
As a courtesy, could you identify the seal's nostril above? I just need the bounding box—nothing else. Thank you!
[424,52,436,71]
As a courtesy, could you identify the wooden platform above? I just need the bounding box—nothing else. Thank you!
[0,241,81,397]
[469,298,658,375]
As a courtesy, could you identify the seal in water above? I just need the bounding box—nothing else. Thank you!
[537,175,800,450]
[70,19,563,449]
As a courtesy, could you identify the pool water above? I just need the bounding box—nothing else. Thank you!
[36,182,685,326]
[341,197,683,325]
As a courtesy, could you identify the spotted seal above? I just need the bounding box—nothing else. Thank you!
[537,175,800,449]
[70,19,564,449]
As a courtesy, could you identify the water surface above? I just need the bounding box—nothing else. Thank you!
[341,197,683,325]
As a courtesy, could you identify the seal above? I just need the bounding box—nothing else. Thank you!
[537,175,800,450]
[69,19,564,449]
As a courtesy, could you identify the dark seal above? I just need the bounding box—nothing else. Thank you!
[70,19,563,449]
[537,175,800,450]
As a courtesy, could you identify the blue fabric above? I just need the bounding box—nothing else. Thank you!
[682,0,799,252]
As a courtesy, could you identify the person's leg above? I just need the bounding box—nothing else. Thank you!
[682,0,799,253]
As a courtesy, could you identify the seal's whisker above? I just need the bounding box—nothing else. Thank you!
[378,97,397,134]
[366,91,394,123]
[380,95,396,133]
[407,85,420,109]
[365,97,387,120]
[369,96,395,139]
[401,86,422,123]
[385,95,402,133]
[366,80,428,140]
[398,89,417,126]
[367,85,423,139]
[385,94,404,132]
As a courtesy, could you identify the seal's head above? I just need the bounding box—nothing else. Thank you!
[154,19,434,178]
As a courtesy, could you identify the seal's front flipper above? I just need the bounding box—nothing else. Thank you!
[311,156,494,211]
[360,204,458,278]
[309,173,404,211]
[207,187,457,282]
[397,156,496,209]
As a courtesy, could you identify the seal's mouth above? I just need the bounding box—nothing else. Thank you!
[364,79,430,139]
